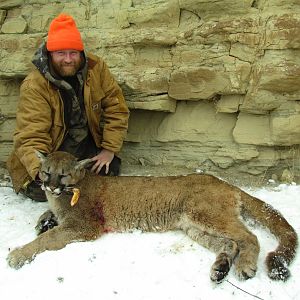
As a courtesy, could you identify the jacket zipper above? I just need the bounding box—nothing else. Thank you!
[54,90,68,151]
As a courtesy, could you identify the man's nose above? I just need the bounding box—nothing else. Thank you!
[63,53,73,62]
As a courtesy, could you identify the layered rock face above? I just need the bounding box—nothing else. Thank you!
[1,0,300,183]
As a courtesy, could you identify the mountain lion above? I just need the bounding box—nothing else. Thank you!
[7,151,298,283]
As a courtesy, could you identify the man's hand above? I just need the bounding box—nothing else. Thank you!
[91,149,114,174]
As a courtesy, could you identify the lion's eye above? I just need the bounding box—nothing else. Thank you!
[60,174,70,178]
[42,171,50,177]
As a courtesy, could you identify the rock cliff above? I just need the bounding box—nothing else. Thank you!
[1,0,300,184]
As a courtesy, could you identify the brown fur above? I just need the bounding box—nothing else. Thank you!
[7,151,298,282]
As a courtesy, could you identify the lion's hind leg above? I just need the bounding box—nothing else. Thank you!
[178,216,239,283]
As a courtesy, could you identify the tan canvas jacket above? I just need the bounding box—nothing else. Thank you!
[7,53,129,192]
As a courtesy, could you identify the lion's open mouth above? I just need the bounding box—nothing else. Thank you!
[41,184,63,196]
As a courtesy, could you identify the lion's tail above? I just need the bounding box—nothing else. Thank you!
[241,191,298,281]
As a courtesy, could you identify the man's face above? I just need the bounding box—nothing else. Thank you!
[50,50,82,77]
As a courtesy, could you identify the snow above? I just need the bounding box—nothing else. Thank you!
[0,183,300,300]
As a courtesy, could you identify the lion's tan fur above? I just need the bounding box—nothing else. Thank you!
[7,152,298,282]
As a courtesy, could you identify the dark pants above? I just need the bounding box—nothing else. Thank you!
[20,155,121,202]
[97,155,121,176]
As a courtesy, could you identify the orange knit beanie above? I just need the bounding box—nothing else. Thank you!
[46,14,84,51]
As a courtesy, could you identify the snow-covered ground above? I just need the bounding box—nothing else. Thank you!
[0,183,299,300]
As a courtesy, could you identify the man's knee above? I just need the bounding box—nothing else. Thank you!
[20,181,47,202]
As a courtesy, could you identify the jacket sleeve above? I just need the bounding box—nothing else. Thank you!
[14,77,54,180]
[99,59,129,153]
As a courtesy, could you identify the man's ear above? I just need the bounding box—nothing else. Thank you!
[75,158,93,170]
[35,150,47,163]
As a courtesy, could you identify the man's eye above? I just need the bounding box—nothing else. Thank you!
[55,52,65,57]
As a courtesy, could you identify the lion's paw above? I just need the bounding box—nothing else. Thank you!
[235,262,257,280]
[210,253,231,283]
[7,247,35,269]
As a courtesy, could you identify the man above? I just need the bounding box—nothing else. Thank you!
[7,14,129,201]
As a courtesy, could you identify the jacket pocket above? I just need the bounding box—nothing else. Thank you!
[91,87,105,104]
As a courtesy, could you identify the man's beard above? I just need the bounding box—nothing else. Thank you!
[52,59,82,77]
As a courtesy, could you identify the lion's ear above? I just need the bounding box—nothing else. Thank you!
[35,150,47,163]
[75,158,93,170]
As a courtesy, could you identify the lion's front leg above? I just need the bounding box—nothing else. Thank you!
[7,222,98,269]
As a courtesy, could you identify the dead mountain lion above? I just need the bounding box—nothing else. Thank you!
[7,151,297,282]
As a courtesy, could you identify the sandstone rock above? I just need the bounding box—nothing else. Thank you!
[179,0,254,19]
[169,42,252,100]
[214,145,259,162]
[280,168,294,183]
[126,110,165,143]
[265,13,300,49]
[210,144,259,169]
[0,0,23,9]
[0,10,6,25]
[126,0,180,28]
[127,95,176,112]
[0,79,20,96]
[168,60,251,100]
[216,95,243,113]
[233,113,273,146]
[1,16,27,33]
[21,4,64,33]
[0,33,44,76]
[270,112,300,146]
[0,96,19,117]
[230,43,258,63]
[238,148,280,176]
[0,118,15,142]
[123,67,171,96]
[156,101,236,143]
[240,49,300,114]
[0,80,20,118]
[258,0,300,9]
[0,142,13,164]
